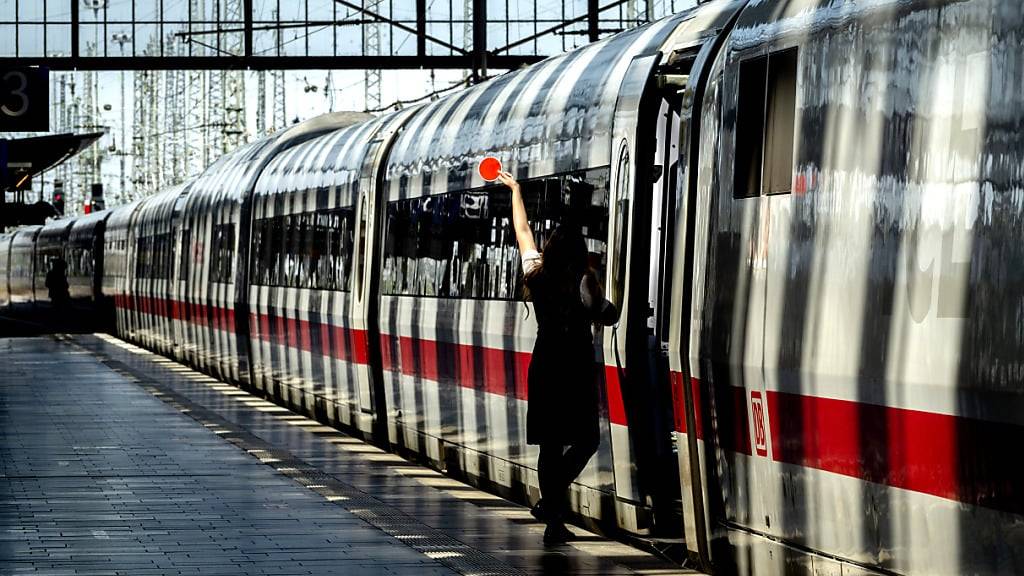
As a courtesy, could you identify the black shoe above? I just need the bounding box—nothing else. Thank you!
[530,500,547,523]
[543,523,574,546]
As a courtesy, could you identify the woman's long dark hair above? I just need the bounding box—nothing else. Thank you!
[523,224,591,318]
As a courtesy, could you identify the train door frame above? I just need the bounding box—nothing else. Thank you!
[170,189,191,359]
[665,8,762,569]
[605,51,692,536]
[631,56,694,539]
[666,39,730,569]
[351,111,416,444]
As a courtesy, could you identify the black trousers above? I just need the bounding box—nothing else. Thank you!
[538,435,599,525]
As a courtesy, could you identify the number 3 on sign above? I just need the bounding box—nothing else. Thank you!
[2,71,30,117]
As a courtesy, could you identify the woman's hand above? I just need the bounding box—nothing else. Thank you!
[497,171,519,192]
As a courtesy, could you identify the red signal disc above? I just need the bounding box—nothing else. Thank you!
[479,157,502,181]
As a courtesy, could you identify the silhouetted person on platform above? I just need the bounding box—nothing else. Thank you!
[45,258,70,317]
[498,170,618,545]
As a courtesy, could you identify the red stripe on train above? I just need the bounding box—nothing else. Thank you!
[766,391,1023,512]
[115,295,626,425]
[669,371,704,439]
[124,294,236,331]
[247,312,370,365]
[387,334,533,404]
[113,298,1024,512]
[386,334,624,425]
[673,379,1022,513]
[604,366,627,427]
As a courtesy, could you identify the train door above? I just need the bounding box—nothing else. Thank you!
[643,56,696,538]
[622,47,714,540]
[171,191,190,359]
[605,53,687,536]
[351,122,400,439]
[607,14,752,553]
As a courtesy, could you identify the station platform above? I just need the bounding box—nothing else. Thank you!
[0,334,702,576]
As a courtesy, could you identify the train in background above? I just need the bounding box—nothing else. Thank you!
[2,0,1022,574]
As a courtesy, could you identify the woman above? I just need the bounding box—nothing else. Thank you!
[497,171,618,545]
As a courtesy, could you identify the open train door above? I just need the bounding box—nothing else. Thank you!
[604,0,748,562]
[658,1,749,570]
[604,49,688,539]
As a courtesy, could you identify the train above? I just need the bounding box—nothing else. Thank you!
[2,0,1022,574]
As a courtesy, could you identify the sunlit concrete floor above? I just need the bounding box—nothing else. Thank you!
[0,334,703,576]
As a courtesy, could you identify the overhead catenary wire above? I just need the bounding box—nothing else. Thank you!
[363,76,472,113]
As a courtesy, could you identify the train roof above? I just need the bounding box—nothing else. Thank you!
[69,209,111,232]
[9,225,41,246]
[135,183,192,227]
[184,111,375,211]
[105,198,147,231]
[36,218,77,246]
[378,2,740,200]
[253,109,415,206]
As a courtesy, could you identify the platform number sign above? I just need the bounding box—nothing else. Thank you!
[750,391,769,457]
[1,67,49,132]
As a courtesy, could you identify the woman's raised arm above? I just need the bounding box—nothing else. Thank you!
[497,171,537,255]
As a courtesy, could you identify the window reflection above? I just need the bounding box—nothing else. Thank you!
[382,167,610,300]
[210,224,235,283]
[135,233,173,279]
[252,207,355,291]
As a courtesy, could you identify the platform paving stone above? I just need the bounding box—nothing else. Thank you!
[2,334,702,575]
[0,337,457,576]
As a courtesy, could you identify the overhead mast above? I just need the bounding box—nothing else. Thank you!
[223,0,246,150]
[364,0,383,112]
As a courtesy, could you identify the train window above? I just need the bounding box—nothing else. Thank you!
[135,232,171,279]
[611,147,630,305]
[310,213,325,289]
[764,49,798,195]
[354,193,368,298]
[287,215,300,285]
[325,207,355,292]
[734,48,798,198]
[135,237,147,278]
[297,213,311,288]
[252,208,354,291]
[734,56,769,198]
[136,236,147,278]
[256,217,277,286]
[381,167,610,300]
[271,216,284,286]
[210,223,235,283]
[179,230,191,282]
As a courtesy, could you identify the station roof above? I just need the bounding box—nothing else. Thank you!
[2,132,104,189]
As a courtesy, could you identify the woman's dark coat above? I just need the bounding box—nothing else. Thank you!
[525,269,617,446]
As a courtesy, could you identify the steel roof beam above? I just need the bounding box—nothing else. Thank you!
[0,55,545,72]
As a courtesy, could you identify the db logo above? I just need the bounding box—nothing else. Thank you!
[750,391,769,457]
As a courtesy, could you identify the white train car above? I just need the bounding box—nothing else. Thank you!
[247,110,414,434]
[105,201,145,340]
[128,186,192,356]
[174,113,372,384]
[66,210,112,328]
[0,234,12,311]
[7,226,42,316]
[664,0,1024,574]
